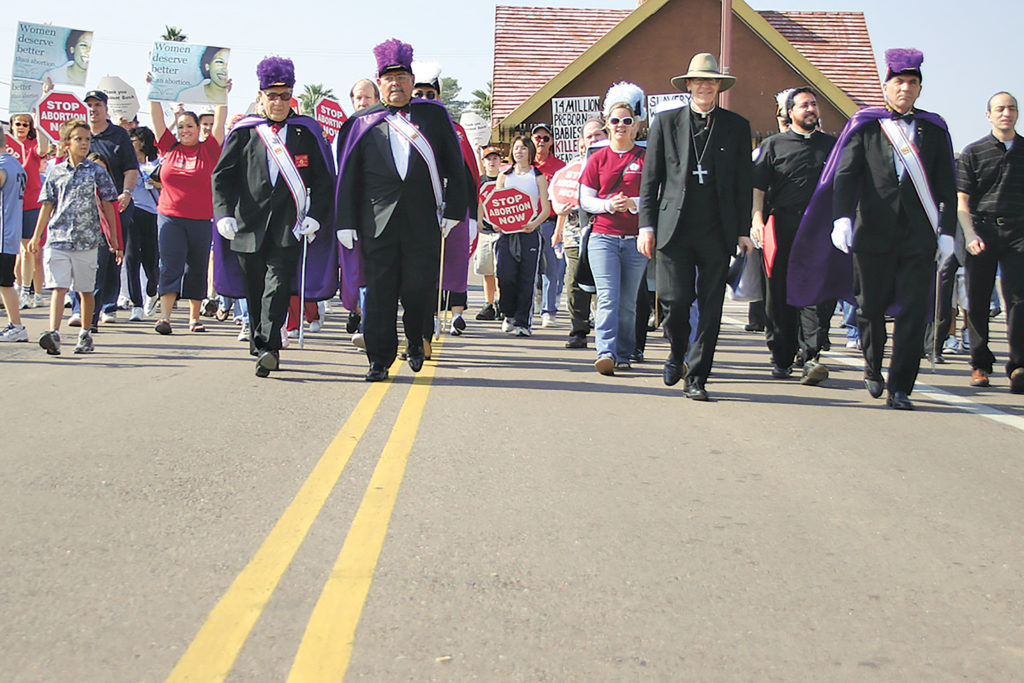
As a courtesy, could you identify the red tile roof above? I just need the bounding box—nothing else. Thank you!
[492,4,883,125]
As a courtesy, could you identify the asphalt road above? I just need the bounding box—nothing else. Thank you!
[2,294,1022,681]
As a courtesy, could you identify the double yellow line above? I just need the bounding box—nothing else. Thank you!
[167,342,443,681]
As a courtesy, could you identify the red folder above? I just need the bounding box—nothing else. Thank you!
[762,215,777,278]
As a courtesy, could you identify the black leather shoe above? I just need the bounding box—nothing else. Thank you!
[771,365,792,379]
[865,378,884,399]
[664,361,685,386]
[886,391,914,410]
[255,349,279,377]
[365,363,389,382]
[346,311,361,334]
[683,377,709,401]
[929,352,946,365]
[407,347,425,373]
[565,334,587,349]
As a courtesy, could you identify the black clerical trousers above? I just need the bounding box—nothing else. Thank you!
[852,249,934,394]
[238,240,299,355]
[657,238,730,381]
[965,229,1024,376]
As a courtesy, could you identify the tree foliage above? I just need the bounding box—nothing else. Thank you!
[471,81,492,120]
[162,26,187,42]
[298,84,337,116]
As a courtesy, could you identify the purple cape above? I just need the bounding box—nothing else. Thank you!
[787,106,950,308]
[334,100,469,311]
[212,114,339,300]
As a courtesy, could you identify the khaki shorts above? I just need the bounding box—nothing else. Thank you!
[44,246,99,292]
[473,232,500,276]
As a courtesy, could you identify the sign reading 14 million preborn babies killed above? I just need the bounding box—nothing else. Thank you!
[9,22,92,114]
[551,96,601,160]
[149,41,231,105]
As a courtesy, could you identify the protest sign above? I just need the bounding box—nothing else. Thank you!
[10,22,92,113]
[36,91,88,141]
[551,95,601,159]
[459,111,491,148]
[314,98,347,143]
[483,187,536,233]
[148,42,230,105]
[648,93,691,122]
[548,158,585,214]
[4,134,21,160]
[96,76,139,122]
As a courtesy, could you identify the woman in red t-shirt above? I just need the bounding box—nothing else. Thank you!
[10,113,50,308]
[148,100,226,334]
[579,82,649,376]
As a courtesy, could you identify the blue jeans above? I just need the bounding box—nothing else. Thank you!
[538,219,563,315]
[841,300,859,341]
[588,233,649,362]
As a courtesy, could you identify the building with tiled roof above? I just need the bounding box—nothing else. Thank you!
[491,0,883,151]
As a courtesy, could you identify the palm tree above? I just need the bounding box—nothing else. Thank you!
[161,26,187,42]
[298,84,337,116]
[471,81,492,120]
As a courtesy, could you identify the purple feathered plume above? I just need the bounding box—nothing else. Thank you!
[373,38,413,77]
[884,48,924,82]
[257,56,295,90]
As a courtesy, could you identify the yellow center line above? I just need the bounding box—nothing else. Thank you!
[166,360,401,683]
[287,338,445,681]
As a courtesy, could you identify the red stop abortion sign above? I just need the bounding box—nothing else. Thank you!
[483,187,536,233]
[36,92,88,141]
[314,98,347,143]
[548,157,584,214]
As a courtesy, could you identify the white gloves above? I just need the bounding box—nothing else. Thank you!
[336,229,358,250]
[831,217,853,253]
[467,218,477,243]
[217,216,238,240]
[297,216,320,243]
[937,234,955,263]
[441,217,459,238]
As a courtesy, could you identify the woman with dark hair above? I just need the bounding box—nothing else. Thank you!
[149,99,226,333]
[176,47,230,105]
[126,126,161,320]
[494,134,551,336]
[9,113,49,309]
[41,30,92,87]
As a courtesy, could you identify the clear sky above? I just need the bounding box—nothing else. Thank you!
[1,0,1019,150]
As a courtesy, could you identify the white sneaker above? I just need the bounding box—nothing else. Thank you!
[308,320,322,333]
[501,318,513,333]
[541,312,555,328]
[238,324,250,342]
[117,296,132,311]
[144,295,159,317]
[513,325,532,337]
[33,293,46,308]
[99,311,116,324]
[351,332,366,349]
[68,313,82,327]
[287,328,299,338]
[19,292,31,309]
[0,323,29,342]
[280,326,291,348]
[129,307,144,321]
[845,339,860,349]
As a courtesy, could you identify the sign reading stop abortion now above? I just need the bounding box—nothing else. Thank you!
[36,91,88,141]
[313,98,347,143]
[482,187,537,233]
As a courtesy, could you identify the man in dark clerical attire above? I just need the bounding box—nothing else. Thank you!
[638,53,754,401]
[752,87,837,385]
[334,38,470,381]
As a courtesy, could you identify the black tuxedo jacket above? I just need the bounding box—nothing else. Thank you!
[336,102,469,240]
[212,118,334,254]
[639,105,753,253]
[833,112,956,254]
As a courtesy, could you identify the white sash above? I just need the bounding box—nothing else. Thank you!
[879,118,940,234]
[255,123,310,239]
[385,113,445,224]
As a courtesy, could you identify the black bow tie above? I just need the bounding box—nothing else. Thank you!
[386,104,411,115]
[891,110,914,122]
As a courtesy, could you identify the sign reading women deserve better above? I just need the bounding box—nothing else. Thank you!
[148,41,231,105]
[9,22,92,114]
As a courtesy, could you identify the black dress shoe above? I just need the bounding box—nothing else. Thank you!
[886,391,914,410]
[744,323,764,332]
[565,334,587,349]
[255,349,279,377]
[346,311,361,334]
[865,378,884,399]
[771,365,792,379]
[365,363,389,382]
[683,378,709,401]
[664,361,685,386]
[407,347,425,372]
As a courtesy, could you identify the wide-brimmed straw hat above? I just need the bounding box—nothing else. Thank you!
[670,53,737,92]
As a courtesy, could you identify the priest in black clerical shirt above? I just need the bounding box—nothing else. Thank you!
[638,53,754,401]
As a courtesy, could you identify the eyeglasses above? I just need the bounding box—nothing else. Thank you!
[608,116,634,126]
[13,122,30,127]
[413,91,439,100]
[262,91,293,101]
[533,135,551,142]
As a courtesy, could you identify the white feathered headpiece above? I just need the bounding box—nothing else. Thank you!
[411,60,443,93]
[603,81,646,121]
[775,88,796,115]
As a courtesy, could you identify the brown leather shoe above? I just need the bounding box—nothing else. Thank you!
[1010,367,1024,394]
[970,369,990,387]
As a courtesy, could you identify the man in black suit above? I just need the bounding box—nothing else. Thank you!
[212,56,334,377]
[335,38,469,381]
[830,48,956,409]
[638,53,754,400]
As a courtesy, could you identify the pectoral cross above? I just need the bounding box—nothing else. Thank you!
[692,163,709,185]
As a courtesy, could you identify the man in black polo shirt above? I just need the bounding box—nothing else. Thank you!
[84,90,139,327]
[752,87,837,385]
[957,91,1024,393]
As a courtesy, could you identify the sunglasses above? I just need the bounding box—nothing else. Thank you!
[609,116,635,126]
[13,121,30,127]
[262,91,293,101]
[533,135,551,142]
[413,91,439,100]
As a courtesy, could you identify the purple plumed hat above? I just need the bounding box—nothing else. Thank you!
[257,56,295,90]
[884,48,924,83]
[373,38,413,77]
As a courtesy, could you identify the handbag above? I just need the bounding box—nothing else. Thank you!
[727,248,764,302]
[149,142,179,185]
